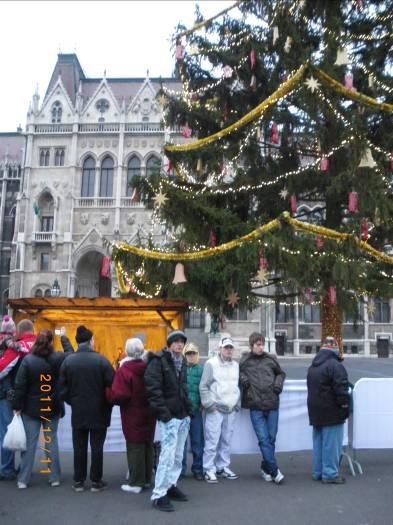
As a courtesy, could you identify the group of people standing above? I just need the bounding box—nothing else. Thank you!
[0,315,350,512]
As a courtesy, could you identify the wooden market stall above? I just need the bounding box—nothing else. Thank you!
[8,297,187,367]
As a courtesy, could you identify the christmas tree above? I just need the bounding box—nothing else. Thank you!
[113,0,393,349]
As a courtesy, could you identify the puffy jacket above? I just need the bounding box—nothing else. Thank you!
[0,334,33,399]
[186,363,203,413]
[199,355,240,413]
[59,342,114,429]
[12,352,67,419]
[239,352,286,411]
[106,359,155,443]
[307,348,350,427]
[144,349,192,422]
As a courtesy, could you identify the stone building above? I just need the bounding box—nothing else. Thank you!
[0,132,24,313]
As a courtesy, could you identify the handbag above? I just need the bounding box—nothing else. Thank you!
[3,414,27,451]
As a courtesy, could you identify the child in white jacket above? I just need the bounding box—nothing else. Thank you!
[199,336,240,483]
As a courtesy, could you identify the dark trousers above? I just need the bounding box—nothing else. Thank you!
[182,411,204,475]
[72,427,107,483]
[126,441,154,487]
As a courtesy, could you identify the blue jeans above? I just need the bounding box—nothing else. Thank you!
[152,417,190,500]
[182,411,204,475]
[250,409,279,476]
[0,398,16,478]
[19,414,61,485]
[312,423,344,480]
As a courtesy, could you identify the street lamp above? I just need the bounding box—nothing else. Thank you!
[51,279,61,297]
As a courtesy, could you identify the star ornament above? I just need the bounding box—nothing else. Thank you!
[304,76,321,93]
[152,190,168,208]
[279,188,289,200]
[227,290,239,308]
[255,267,268,285]
[156,94,167,108]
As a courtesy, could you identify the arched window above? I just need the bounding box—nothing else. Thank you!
[81,157,96,197]
[34,288,43,297]
[146,155,161,177]
[127,156,141,197]
[100,157,114,197]
[372,298,391,323]
[51,101,62,123]
[39,149,50,166]
[44,288,51,297]
[55,148,65,166]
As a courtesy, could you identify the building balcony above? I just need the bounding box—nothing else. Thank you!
[32,231,56,243]
[120,198,144,208]
[74,198,115,208]
[79,123,120,133]
[34,124,73,134]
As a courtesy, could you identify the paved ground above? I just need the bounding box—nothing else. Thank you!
[0,450,392,525]
[1,358,392,525]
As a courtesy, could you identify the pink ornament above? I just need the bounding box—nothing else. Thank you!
[250,48,256,69]
[304,288,313,303]
[290,194,297,214]
[344,73,353,90]
[362,219,368,241]
[271,122,279,144]
[209,230,216,247]
[100,256,111,278]
[259,249,268,269]
[390,154,393,171]
[175,44,184,61]
[316,236,324,249]
[328,286,337,306]
[163,156,173,173]
[348,191,359,214]
[222,65,233,79]
[181,124,192,138]
[320,156,329,172]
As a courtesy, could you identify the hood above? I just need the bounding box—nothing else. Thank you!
[311,348,339,367]
[146,349,165,364]
[122,359,146,376]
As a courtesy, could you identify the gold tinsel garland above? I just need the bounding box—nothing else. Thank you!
[175,1,241,39]
[113,212,393,265]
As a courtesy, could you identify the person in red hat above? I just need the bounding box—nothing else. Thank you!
[307,336,350,484]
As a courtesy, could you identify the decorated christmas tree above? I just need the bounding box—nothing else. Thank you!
[113,0,393,349]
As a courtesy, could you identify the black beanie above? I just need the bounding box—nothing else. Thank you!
[75,325,93,344]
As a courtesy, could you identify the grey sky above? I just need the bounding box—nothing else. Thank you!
[0,0,234,132]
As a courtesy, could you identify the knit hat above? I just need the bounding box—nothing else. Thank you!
[183,342,200,362]
[75,325,93,343]
[219,336,234,348]
[167,330,187,347]
[1,315,16,335]
[322,336,338,350]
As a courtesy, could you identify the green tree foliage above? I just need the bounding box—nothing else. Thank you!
[116,0,393,321]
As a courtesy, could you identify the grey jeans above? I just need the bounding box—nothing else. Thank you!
[18,413,60,485]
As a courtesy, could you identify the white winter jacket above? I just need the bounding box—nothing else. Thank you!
[199,355,240,413]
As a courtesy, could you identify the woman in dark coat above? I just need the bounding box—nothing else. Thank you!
[106,338,155,493]
[12,330,67,488]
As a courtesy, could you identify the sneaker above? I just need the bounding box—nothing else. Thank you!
[152,495,175,512]
[50,481,61,487]
[260,468,273,482]
[216,467,239,480]
[91,480,108,492]
[17,482,27,489]
[193,472,204,481]
[167,485,188,501]
[121,484,143,493]
[204,470,218,483]
[273,469,284,484]
[322,476,346,484]
[72,481,85,492]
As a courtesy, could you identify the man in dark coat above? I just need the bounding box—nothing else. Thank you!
[307,336,350,484]
[59,325,114,492]
[144,330,192,512]
[239,332,286,484]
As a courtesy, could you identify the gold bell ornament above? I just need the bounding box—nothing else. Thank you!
[172,263,187,284]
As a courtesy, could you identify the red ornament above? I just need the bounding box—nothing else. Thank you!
[100,256,111,278]
[320,156,329,172]
[362,219,368,241]
[175,43,184,61]
[290,194,297,214]
[181,124,192,138]
[259,249,268,269]
[209,230,216,247]
[250,48,256,69]
[316,235,324,249]
[344,73,353,90]
[348,191,359,214]
[271,122,279,144]
[328,286,337,306]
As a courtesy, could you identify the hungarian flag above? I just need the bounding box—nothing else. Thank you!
[33,202,40,217]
